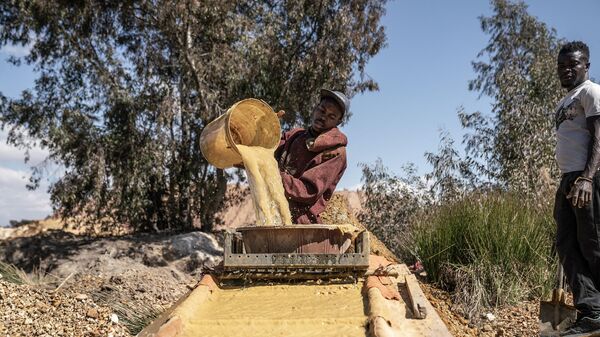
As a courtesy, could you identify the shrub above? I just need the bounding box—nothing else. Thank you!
[358,159,432,262]
[412,192,556,318]
[0,261,57,287]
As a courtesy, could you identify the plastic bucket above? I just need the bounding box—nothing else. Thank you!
[200,98,281,169]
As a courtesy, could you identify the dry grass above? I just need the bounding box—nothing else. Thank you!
[93,290,165,335]
[0,261,58,287]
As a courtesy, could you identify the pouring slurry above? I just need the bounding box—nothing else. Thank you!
[199,98,292,226]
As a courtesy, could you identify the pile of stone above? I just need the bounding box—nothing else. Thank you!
[0,279,130,337]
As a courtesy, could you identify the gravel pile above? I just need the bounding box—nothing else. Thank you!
[0,279,130,337]
[422,283,540,337]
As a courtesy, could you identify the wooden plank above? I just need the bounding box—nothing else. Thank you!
[404,274,428,319]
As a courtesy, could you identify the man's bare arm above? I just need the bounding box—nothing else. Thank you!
[569,115,600,207]
[583,115,600,178]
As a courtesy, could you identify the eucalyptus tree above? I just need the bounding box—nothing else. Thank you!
[464,0,563,194]
[0,0,387,231]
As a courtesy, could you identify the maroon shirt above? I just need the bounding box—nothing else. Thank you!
[274,127,348,224]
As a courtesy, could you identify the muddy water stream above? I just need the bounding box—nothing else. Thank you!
[237,145,292,226]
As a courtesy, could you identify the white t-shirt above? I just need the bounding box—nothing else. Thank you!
[555,80,600,173]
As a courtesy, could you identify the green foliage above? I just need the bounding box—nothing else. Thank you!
[424,130,479,202]
[0,0,387,232]
[464,0,563,193]
[358,159,432,261]
[413,192,556,318]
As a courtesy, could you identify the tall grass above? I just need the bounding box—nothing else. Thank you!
[412,192,556,318]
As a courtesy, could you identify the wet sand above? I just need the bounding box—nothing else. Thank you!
[182,283,368,337]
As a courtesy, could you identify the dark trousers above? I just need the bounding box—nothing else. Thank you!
[554,171,600,314]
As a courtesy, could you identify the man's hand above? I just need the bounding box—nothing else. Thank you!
[567,178,593,208]
[276,110,285,119]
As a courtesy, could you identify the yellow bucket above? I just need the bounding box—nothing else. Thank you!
[200,98,281,169]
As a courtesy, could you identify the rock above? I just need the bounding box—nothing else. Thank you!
[110,313,119,324]
[485,312,496,321]
[162,232,223,261]
[109,275,123,285]
[75,294,88,301]
[25,318,33,325]
[482,324,492,332]
[142,246,168,267]
[86,308,99,319]
[170,269,181,281]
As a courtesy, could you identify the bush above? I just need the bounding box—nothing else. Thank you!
[358,160,432,262]
[412,192,556,318]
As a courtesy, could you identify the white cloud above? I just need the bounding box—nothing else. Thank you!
[0,43,32,57]
[0,130,50,166]
[0,166,52,227]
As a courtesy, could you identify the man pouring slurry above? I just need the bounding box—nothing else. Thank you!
[275,89,349,224]
[553,41,600,336]
[232,90,348,226]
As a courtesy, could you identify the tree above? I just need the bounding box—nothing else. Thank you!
[463,0,563,194]
[358,159,432,259]
[424,129,480,202]
[0,0,387,232]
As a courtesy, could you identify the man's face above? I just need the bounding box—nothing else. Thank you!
[557,51,589,90]
[310,98,343,134]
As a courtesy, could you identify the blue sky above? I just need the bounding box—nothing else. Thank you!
[337,0,600,189]
[1,0,600,225]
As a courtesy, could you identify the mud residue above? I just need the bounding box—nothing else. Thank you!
[183,283,367,337]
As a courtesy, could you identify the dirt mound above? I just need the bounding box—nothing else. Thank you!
[0,228,223,336]
[0,279,129,336]
[422,283,540,337]
[215,188,364,230]
[321,193,400,263]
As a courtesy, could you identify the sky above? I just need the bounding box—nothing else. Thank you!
[1,0,600,226]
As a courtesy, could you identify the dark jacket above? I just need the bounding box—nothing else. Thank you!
[274,127,347,223]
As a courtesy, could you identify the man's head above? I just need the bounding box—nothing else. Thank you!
[310,89,349,134]
[557,41,590,91]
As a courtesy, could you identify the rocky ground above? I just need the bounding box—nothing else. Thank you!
[0,223,223,336]
[422,283,540,337]
[0,193,543,337]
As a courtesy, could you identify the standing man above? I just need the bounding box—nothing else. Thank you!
[275,89,349,224]
[554,41,600,335]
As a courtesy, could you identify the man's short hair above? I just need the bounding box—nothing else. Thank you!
[559,41,590,61]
